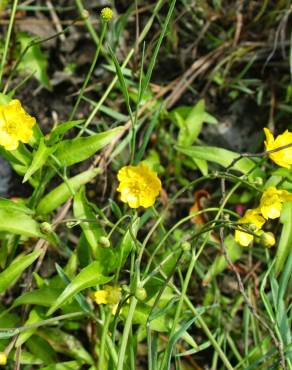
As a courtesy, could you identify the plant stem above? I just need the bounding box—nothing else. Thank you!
[0,0,18,89]
[98,309,112,370]
[70,22,107,121]
[117,297,138,370]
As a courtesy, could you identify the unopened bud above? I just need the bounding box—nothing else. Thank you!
[181,241,191,252]
[98,236,111,248]
[253,177,263,186]
[260,232,276,248]
[81,9,89,19]
[40,222,53,234]
[135,287,147,301]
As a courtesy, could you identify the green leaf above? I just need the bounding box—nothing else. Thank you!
[37,168,100,215]
[23,138,56,183]
[0,205,45,239]
[37,328,93,364]
[116,217,140,270]
[202,235,243,285]
[177,145,257,175]
[192,157,208,176]
[54,126,124,167]
[46,261,111,316]
[0,198,34,215]
[16,309,42,347]
[0,250,42,294]
[40,361,82,370]
[46,120,85,145]
[27,336,56,365]
[177,100,218,147]
[11,287,63,309]
[275,202,292,275]
[73,187,105,257]
[16,32,50,89]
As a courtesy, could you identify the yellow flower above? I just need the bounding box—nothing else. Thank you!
[117,163,162,208]
[100,7,113,21]
[264,128,292,168]
[235,208,265,247]
[0,352,7,365]
[0,99,36,150]
[259,187,292,219]
[94,285,121,305]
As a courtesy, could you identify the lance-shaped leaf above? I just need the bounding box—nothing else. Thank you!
[275,202,292,275]
[0,250,42,293]
[46,261,111,316]
[23,138,56,183]
[177,145,260,176]
[73,187,105,257]
[0,206,44,238]
[54,126,124,167]
[37,168,100,215]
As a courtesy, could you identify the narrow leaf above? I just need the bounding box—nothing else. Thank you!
[47,261,111,316]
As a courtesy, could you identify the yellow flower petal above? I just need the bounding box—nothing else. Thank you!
[117,163,162,208]
[235,208,265,247]
[264,128,292,168]
[94,285,121,305]
[235,229,254,247]
[259,187,292,219]
[0,352,7,365]
[0,99,36,151]
[94,290,108,304]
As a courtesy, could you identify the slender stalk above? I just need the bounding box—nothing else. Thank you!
[70,22,107,121]
[98,310,112,370]
[117,297,138,370]
[75,0,100,46]
[0,0,18,89]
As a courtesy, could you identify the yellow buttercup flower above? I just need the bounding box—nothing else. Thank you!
[117,163,162,208]
[0,99,36,150]
[94,285,121,305]
[235,208,265,247]
[259,187,292,219]
[264,128,292,168]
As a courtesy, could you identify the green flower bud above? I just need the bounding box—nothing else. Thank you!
[181,241,191,252]
[135,287,147,301]
[98,236,111,248]
[40,222,53,234]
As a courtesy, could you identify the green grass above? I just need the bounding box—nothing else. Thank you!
[0,1,291,369]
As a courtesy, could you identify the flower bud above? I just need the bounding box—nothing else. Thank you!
[100,7,113,21]
[40,222,53,234]
[259,232,276,248]
[81,9,89,19]
[181,241,191,252]
[0,352,7,365]
[253,177,263,186]
[98,236,111,248]
[135,287,147,301]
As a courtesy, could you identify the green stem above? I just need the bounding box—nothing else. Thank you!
[159,183,240,370]
[77,0,166,137]
[0,0,18,89]
[117,297,138,370]
[98,309,112,370]
[70,22,107,121]
[75,0,100,46]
